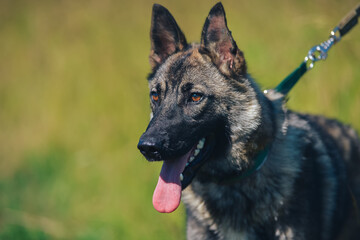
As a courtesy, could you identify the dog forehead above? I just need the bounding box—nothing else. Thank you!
[150,48,222,88]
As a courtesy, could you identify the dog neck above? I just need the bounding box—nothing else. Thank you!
[216,144,271,185]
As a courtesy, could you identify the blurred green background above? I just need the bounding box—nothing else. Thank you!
[0,0,359,239]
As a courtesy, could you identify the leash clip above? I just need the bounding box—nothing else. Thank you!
[304,26,342,70]
[304,31,339,70]
[330,26,342,43]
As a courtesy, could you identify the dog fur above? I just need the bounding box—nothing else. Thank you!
[138,3,360,239]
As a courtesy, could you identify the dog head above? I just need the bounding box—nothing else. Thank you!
[138,2,266,213]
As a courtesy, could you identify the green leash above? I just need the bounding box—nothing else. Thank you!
[275,61,307,95]
[275,3,360,95]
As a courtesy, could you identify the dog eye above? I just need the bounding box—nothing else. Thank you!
[151,91,159,102]
[190,93,203,102]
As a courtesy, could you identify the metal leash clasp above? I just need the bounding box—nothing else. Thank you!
[304,27,341,70]
[275,4,359,96]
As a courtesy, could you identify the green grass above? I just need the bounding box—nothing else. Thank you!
[0,0,359,239]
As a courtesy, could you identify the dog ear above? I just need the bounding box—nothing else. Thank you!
[201,2,246,77]
[149,4,188,70]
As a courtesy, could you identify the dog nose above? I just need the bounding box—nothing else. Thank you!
[137,138,162,161]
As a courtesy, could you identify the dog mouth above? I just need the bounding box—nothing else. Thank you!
[152,135,215,213]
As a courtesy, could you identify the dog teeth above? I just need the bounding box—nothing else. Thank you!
[194,149,200,156]
[188,138,205,163]
[197,138,205,149]
[180,173,184,181]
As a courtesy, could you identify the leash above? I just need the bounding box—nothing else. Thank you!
[274,3,360,95]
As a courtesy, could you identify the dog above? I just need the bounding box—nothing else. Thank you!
[137,2,360,239]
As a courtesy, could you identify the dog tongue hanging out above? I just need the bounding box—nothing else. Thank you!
[137,2,360,240]
[152,152,189,213]
[151,137,208,213]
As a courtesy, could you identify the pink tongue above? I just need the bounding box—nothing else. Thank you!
[152,152,191,213]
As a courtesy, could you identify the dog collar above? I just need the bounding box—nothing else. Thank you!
[218,145,270,185]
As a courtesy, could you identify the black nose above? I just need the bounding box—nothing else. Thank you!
[137,137,163,161]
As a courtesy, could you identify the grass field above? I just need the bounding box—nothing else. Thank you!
[0,0,359,239]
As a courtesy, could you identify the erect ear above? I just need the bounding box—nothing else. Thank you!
[200,2,246,77]
[149,4,188,70]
